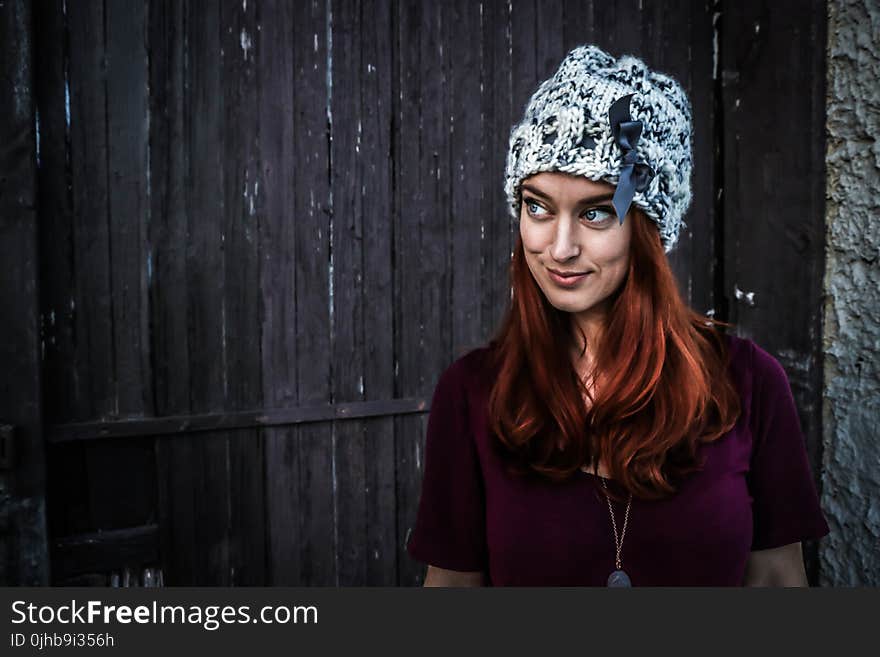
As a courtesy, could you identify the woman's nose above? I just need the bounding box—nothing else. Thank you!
[550,218,580,260]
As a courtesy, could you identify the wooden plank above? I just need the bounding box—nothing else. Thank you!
[401,0,492,585]
[51,524,160,580]
[637,0,713,305]
[481,0,515,341]
[185,0,231,585]
[394,0,428,586]
[66,0,114,420]
[222,0,265,585]
[359,0,397,586]
[257,0,301,586]
[510,1,538,119]
[562,0,596,50]
[0,0,49,585]
[34,0,77,423]
[31,0,92,552]
[148,0,191,415]
[419,0,450,380]
[47,397,429,443]
[105,0,152,415]
[148,0,196,586]
[64,0,150,541]
[85,439,157,531]
[330,0,368,586]
[154,431,198,587]
[45,443,91,541]
[292,0,335,586]
[77,0,157,540]
[534,0,565,85]
[593,0,643,56]
[721,0,827,584]
[263,423,301,585]
[681,0,720,315]
[449,0,485,356]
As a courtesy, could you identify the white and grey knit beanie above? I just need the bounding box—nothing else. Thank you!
[504,44,694,253]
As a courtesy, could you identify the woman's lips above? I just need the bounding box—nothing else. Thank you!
[548,269,591,287]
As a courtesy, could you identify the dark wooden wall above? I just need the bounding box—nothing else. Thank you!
[0,0,49,586]
[0,0,827,585]
[721,0,829,580]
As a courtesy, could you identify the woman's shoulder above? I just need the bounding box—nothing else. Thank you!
[441,340,495,382]
[720,332,795,407]
[722,332,786,377]
[437,341,499,395]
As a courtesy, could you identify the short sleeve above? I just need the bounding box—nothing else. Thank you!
[405,360,488,572]
[747,342,830,551]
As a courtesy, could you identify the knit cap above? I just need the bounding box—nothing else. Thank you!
[504,44,694,253]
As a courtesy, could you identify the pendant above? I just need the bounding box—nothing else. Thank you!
[607,569,632,587]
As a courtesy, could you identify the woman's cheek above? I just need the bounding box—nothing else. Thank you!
[520,221,551,251]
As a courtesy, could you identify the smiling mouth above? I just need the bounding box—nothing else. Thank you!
[547,269,592,286]
[548,269,591,278]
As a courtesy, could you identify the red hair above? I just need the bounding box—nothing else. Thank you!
[487,208,741,501]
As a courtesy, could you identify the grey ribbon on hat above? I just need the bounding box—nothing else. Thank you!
[609,93,655,225]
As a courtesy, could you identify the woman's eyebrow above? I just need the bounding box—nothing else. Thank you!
[521,184,613,205]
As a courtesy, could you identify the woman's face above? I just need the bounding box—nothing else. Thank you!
[519,171,632,335]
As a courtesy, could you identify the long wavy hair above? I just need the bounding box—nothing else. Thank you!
[486,207,741,501]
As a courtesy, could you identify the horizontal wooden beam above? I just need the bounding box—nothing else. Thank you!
[46,396,430,443]
[51,524,160,580]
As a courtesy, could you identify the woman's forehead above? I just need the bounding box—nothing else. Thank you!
[521,172,615,199]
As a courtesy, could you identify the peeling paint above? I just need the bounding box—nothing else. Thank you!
[326,0,335,336]
[821,0,880,587]
[702,307,716,326]
[35,108,40,168]
[221,300,228,396]
[331,427,338,586]
[64,77,71,129]
[240,29,252,60]
[242,170,256,218]
[712,11,720,80]
[733,284,755,306]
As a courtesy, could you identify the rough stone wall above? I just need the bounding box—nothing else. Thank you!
[821,0,880,586]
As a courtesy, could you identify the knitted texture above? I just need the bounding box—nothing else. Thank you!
[504,44,694,253]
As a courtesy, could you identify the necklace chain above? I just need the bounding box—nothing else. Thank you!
[601,478,632,570]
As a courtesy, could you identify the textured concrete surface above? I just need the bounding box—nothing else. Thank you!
[821,0,880,586]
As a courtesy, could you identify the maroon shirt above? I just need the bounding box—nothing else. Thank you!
[406,334,830,586]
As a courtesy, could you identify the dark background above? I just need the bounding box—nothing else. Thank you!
[0,0,828,585]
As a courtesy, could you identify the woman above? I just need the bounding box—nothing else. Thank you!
[406,45,829,586]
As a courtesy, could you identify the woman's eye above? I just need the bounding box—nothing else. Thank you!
[524,198,614,225]
[583,206,615,223]
[525,200,547,217]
